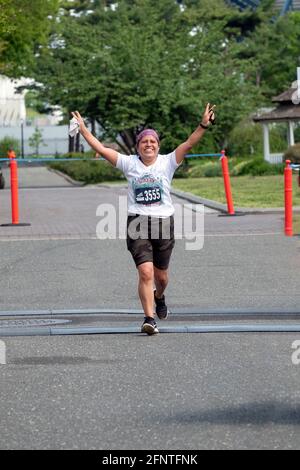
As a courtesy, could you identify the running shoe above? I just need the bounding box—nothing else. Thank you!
[141,317,159,335]
[154,290,169,320]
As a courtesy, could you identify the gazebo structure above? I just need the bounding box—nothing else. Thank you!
[253,86,300,164]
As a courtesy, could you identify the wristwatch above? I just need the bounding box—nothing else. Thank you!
[200,122,209,129]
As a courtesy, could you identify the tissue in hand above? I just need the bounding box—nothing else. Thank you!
[69,117,79,137]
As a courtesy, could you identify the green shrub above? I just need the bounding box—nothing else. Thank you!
[203,162,222,177]
[228,119,263,158]
[0,136,20,157]
[236,158,284,176]
[173,158,190,178]
[187,161,222,177]
[269,125,287,153]
[231,160,252,176]
[228,119,286,158]
[284,143,300,164]
[294,126,300,143]
[188,163,206,177]
[49,160,124,183]
[60,151,95,159]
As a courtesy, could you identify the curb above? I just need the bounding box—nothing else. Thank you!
[47,167,85,187]
[171,189,229,213]
[171,188,300,215]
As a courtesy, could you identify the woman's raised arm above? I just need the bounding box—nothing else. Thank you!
[71,111,118,167]
[175,103,216,165]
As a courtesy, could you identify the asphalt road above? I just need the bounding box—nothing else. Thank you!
[0,166,300,450]
[0,234,299,312]
[0,165,76,188]
[1,333,300,450]
[0,170,299,311]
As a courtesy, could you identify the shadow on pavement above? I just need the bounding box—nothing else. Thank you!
[10,355,125,366]
[164,402,300,425]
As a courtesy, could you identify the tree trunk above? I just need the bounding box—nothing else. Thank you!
[115,137,131,155]
[119,129,136,154]
[91,118,96,136]
[75,132,80,152]
[256,70,261,87]
[69,135,75,153]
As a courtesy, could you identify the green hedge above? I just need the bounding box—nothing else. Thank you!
[232,158,285,176]
[183,156,283,177]
[0,136,20,156]
[49,154,285,183]
[59,151,95,159]
[49,160,125,183]
[284,143,300,164]
[188,161,223,177]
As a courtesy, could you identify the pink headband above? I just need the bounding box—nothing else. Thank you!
[136,129,160,146]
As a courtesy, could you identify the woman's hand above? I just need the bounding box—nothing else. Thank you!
[201,103,216,127]
[71,111,87,134]
[71,110,118,166]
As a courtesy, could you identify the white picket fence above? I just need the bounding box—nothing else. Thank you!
[267,153,284,164]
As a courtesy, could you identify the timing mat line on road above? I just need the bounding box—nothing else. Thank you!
[1,324,300,336]
[1,307,300,317]
[0,233,284,242]
[1,308,300,336]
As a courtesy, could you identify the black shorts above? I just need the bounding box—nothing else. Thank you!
[126,215,175,270]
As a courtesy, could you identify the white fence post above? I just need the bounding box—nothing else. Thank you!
[0,340,6,365]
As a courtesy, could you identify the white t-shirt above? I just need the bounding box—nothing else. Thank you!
[116,151,180,218]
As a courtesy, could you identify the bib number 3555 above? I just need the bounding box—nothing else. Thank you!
[135,187,162,205]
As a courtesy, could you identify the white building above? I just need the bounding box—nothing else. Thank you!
[0,75,27,126]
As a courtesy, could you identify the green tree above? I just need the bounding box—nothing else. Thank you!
[225,3,300,98]
[32,0,265,153]
[0,0,59,76]
[28,126,46,156]
[0,136,20,156]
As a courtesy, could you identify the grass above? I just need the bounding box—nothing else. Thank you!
[294,214,300,235]
[172,175,300,208]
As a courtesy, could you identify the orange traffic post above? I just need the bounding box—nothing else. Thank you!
[220,150,235,215]
[10,157,19,224]
[0,153,30,227]
[284,160,293,237]
[7,149,16,160]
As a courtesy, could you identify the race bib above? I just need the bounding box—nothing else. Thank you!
[132,172,164,206]
[134,186,162,205]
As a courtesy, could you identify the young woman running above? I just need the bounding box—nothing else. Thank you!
[72,103,215,335]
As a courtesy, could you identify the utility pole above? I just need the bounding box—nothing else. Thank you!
[20,119,25,158]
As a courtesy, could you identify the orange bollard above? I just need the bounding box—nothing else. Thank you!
[284,160,293,237]
[7,149,16,160]
[10,158,19,224]
[0,154,30,227]
[220,150,235,215]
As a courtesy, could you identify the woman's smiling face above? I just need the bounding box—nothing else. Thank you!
[137,135,160,165]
